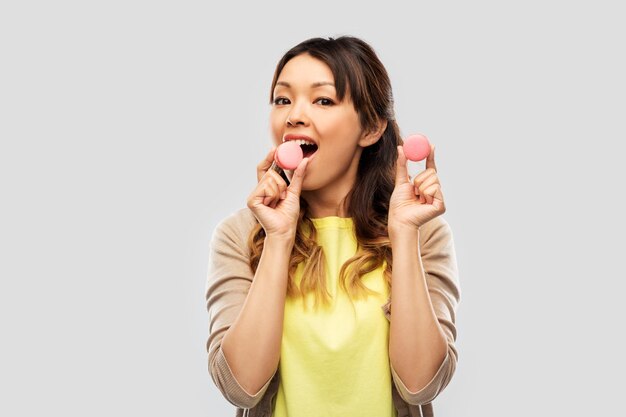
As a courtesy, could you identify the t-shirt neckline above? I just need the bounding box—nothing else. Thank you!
[310,216,354,229]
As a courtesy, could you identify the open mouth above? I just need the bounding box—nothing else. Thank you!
[300,143,318,158]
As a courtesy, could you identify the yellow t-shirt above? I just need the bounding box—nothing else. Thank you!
[271,216,397,417]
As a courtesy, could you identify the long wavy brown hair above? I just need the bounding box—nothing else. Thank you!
[248,36,403,312]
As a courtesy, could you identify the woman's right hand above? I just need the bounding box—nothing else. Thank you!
[247,146,309,241]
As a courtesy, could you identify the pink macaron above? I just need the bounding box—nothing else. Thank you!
[274,141,304,170]
[402,134,431,161]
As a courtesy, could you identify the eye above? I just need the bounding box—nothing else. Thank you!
[272,97,334,106]
[273,97,289,105]
[315,97,334,106]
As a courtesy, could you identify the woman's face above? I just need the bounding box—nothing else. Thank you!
[270,53,370,191]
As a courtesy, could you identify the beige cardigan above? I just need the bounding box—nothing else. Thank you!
[205,207,461,417]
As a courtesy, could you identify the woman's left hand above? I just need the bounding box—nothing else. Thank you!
[388,144,446,234]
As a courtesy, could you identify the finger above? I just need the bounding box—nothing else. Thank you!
[260,175,279,206]
[412,170,435,198]
[263,187,276,206]
[272,176,288,205]
[423,183,443,206]
[267,168,288,187]
[257,145,278,182]
[412,167,437,185]
[267,177,281,207]
[414,185,426,204]
[424,144,436,173]
[269,171,288,203]
[286,157,309,196]
[415,174,438,197]
[265,171,288,208]
[395,145,409,186]
[422,184,437,205]
[277,179,287,196]
[262,182,274,206]
[249,175,280,209]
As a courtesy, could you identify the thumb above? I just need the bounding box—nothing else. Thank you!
[286,157,309,196]
[395,145,409,186]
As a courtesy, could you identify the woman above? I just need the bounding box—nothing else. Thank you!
[206,36,461,417]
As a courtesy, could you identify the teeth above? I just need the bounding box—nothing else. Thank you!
[284,138,316,146]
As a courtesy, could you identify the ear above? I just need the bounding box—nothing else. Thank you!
[358,118,388,147]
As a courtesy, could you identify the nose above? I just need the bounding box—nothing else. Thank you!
[286,103,308,127]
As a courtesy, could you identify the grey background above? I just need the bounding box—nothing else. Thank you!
[1,0,624,416]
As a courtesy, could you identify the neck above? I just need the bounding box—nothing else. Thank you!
[302,191,351,218]
[299,145,365,219]
[301,162,358,219]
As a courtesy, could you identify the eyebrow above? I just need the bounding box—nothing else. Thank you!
[275,81,335,88]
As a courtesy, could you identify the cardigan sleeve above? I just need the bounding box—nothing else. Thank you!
[205,211,277,409]
[388,215,461,406]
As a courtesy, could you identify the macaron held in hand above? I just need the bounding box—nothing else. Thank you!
[388,142,445,235]
[273,140,304,171]
[402,133,431,161]
[248,146,310,239]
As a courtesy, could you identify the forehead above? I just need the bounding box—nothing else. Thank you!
[275,54,335,88]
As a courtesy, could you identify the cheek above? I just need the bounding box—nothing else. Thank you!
[321,127,359,156]
[269,120,282,143]
[318,114,360,142]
